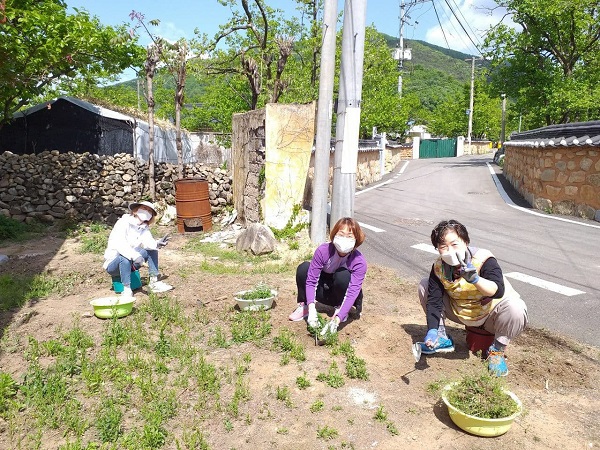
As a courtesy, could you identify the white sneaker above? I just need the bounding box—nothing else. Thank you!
[148,280,173,294]
[121,286,134,298]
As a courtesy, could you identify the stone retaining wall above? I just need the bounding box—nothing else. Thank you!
[0,151,233,224]
[504,146,600,221]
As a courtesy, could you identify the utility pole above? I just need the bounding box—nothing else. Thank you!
[330,0,367,226]
[310,0,338,245]
[500,93,507,145]
[467,56,475,147]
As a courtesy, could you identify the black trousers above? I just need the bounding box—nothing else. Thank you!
[295,261,363,314]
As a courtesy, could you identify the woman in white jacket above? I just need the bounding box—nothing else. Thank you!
[103,201,172,297]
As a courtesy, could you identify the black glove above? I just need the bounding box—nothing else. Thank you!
[458,251,479,284]
[157,234,171,248]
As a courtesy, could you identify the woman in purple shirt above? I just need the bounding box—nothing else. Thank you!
[289,217,368,336]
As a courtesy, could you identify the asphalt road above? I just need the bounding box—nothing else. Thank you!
[353,154,600,347]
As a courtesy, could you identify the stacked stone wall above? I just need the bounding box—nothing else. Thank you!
[504,146,600,221]
[0,150,233,224]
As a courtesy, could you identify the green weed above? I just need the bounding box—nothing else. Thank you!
[310,399,324,413]
[445,370,520,419]
[316,361,345,388]
[273,329,306,362]
[345,354,368,380]
[230,310,272,344]
[96,397,123,443]
[317,425,339,440]
[276,385,293,408]
[0,372,18,417]
[295,373,311,390]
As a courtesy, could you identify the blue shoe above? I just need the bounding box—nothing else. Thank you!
[487,346,509,377]
[420,336,455,355]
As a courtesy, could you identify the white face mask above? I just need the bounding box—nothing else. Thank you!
[333,235,356,254]
[440,248,466,266]
[136,209,152,223]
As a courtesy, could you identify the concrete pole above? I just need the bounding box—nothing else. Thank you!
[500,93,507,144]
[467,56,475,146]
[310,0,338,245]
[330,0,368,226]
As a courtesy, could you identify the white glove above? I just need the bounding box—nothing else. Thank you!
[320,318,339,337]
[307,303,318,327]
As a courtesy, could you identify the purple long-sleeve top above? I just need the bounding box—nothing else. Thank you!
[306,242,367,321]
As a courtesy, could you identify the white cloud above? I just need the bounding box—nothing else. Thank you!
[424,0,514,54]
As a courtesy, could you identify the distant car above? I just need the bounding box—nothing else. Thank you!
[493,146,505,165]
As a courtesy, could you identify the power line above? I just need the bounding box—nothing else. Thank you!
[448,0,483,49]
[431,1,451,50]
[442,0,482,54]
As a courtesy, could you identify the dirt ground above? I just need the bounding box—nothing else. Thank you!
[0,228,599,450]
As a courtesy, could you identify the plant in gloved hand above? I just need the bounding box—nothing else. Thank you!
[306,313,326,336]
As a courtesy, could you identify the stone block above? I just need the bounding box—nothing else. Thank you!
[568,171,586,183]
[587,174,600,186]
[540,169,556,182]
[554,200,575,215]
[564,186,578,196]
[580,158,593,171]
[546,185,561,197]
[576,204,596,220]
[534,197,552,211]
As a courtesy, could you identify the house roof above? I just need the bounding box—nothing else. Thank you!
[506,121,600,148]
[13,96,135,123]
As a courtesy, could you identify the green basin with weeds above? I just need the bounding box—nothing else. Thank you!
[90,296,135,319]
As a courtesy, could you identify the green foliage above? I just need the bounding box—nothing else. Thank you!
[483,0,600,126]
[445,370,520,419]
[270,204,307,240]
[0,215,46,242]
[0,0,144,125]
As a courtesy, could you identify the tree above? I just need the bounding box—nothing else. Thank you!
[0,0,143,127]
[198,0,299,110]
[483,0,600,126]
[427,76,502,140]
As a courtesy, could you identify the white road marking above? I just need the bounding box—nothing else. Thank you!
[504,272,585,296]
[486,162,600,230]
[355,162,410,231]
[411,243,585,296]
[411,243,439,254]
[358,222,385,233]
[355,180,391,195]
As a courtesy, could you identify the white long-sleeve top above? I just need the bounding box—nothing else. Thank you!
[103,214,158,269]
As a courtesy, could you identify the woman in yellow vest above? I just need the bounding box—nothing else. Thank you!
[417,219,528,376]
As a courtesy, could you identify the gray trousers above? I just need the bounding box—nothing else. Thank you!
[418,278,528,346]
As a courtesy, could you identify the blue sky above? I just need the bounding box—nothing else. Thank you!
[65,0,509,56]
